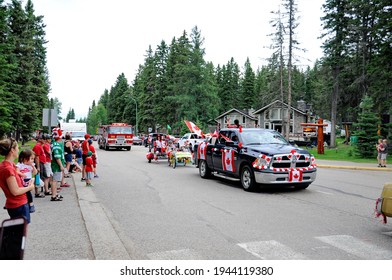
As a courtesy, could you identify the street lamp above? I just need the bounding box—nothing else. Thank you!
[130,95,138,136]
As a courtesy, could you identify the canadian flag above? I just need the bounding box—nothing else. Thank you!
[222,149,236,172]
[184,120,205,138]
[198,141,207,160]
[289,169,303,182]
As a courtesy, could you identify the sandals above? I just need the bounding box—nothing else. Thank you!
[35,193,45,198]
[44,191,52,195]
[50,196,62,201]
[61,183,71,187]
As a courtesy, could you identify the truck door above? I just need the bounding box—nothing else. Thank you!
[211,132,230,172]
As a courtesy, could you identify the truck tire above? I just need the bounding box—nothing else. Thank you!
[240,165,256,192]
[199,160,211,179]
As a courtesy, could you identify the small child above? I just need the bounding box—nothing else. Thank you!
[71,154,82,172]
[16,149,37,213]
[85,151,94,187]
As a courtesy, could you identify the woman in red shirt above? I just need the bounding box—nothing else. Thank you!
[0,138,35,223]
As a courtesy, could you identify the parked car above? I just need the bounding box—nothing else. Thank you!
[193,128,317,191]
[132,136,143,145]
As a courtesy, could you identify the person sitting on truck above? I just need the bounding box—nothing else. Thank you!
[226,117,239,128]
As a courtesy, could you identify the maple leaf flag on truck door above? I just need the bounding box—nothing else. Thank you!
[184,120,205,138]
[222,149,236,172]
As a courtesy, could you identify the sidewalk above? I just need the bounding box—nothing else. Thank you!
[316,159,392,171]
[0,171,131,260]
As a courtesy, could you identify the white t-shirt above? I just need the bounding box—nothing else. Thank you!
[16,162,33,179]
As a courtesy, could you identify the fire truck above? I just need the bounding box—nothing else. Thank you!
[98,123,133,151]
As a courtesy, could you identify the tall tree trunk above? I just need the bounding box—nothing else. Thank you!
[331,67,339,147]
[285,0,294,140]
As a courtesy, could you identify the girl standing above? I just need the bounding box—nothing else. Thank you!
[16,149,37,213]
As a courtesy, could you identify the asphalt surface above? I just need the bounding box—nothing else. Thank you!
[0,159,390,260]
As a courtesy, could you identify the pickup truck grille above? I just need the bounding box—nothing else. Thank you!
[271,154,312,169]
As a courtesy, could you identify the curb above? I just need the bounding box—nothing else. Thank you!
[73,173,131,260]
[317,164,392,171]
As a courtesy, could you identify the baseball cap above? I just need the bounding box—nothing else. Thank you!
[87,151,93,156]
[84,134,90,139]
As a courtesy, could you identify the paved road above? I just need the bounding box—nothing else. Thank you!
[0,146,391,260]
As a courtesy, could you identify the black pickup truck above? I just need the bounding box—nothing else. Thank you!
[194,128,317,191]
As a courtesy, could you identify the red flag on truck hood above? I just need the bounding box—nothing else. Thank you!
[184,120,205,138]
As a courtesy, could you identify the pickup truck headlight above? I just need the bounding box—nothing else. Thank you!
[252,155,271,170]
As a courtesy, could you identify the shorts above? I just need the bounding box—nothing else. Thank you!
[82,154,88,165]
[44,162,53,177]
[380,153,387,160]
[7,203,30,224]
[52,171,63,182]
[65,153,73,163]
[86,172,94,180]
[76,158,82,165]
[39,162,48,179]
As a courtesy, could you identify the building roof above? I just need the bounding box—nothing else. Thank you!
[253,100,307,115]
[215,108,258,121]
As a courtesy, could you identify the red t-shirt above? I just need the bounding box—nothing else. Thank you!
[32,143,46,163]
[89,145,97,164]
[85,157,93,172]
[0,161,27,209]
[43,142,51,163]
[82,140,90,155]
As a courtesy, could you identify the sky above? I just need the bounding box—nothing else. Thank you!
[29,0,326,119]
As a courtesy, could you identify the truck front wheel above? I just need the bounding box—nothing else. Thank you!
[241,165,256,192]
[199,160,211,179]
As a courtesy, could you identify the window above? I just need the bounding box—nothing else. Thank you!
[270,108,280,120]
[264,122,270,129]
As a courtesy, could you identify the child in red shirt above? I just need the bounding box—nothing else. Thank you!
[85,151,94,187]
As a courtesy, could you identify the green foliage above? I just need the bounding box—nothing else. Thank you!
[306,137,377,163]
[0,0,50,138]
[353,96,380,158]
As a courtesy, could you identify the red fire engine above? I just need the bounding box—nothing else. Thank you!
[98,123,133,151]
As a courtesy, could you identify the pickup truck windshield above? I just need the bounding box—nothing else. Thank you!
[241,130,288,145]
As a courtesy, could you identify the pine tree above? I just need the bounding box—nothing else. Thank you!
[353,96,380,158]
[241,58,256,110]
[0,0,14,136]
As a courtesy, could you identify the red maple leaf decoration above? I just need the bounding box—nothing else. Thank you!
[226,158,231,165]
